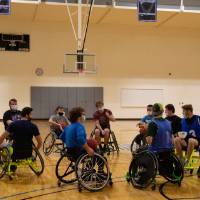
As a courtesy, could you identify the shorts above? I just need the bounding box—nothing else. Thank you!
[182,137,200,151]
[95,127,111,137]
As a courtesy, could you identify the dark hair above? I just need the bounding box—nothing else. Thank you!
[55,106,64,113]
[9,98,17,104]
[182,104,193,112]
[69,107,85,123]
[165,104,175,113]
[21,107,33,117]
[147,104,153,108]
[95,101,104,108]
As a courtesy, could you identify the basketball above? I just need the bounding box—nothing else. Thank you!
[59,121,68,129]
[87,138,97,150]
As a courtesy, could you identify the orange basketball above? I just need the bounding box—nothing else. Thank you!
[87,138,97,150]
[59,121,68,129]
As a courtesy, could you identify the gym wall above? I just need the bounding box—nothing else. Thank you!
[0,9,200,119]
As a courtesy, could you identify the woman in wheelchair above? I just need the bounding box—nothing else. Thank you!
[0,107,44,178]
[128,103,184,189]
[56,107,112,191]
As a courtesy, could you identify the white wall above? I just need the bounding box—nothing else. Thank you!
[1,19,200,119]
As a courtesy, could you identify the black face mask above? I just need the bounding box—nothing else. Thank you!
[58,112,64,116]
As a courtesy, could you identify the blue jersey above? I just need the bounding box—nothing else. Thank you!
[141,115,153,124]
[181,115,200,140]
[149,119,173,153]
[60,122,87,149]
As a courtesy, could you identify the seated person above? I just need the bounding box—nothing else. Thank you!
[165,104,181,137]
[93,101,115,152]
[49,106,70,137]
[60,107,95,160]
[174,105,200,173]
[3,98,21,130]
[141,104,153,124]
[0,107,42,161]
[146,103,174,176]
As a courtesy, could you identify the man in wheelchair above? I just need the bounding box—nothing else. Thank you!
[93,101,115,152]
[0,107,42,170]
[174,104,200,177]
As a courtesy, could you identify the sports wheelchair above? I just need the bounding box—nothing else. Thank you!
[55,148,113,192]
[127,147,184,190]
[0,143,44,180]
[130,133,147,154]
[43,131,64,156]
[90,129,119,155]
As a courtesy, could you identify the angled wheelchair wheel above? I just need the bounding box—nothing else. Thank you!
[55,152,77,184]
[76,153,110,192]
[160,153,184,184]
[130,134,146,154]
[43,132,56,156]
[128,150,158,188]
[29,146,44,176]
[110,131,119,152]
[0,147,11,179]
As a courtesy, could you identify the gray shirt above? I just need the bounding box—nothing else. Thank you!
[49,114,70,132]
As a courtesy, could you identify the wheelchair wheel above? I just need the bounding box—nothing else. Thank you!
[76,153,110,192]
[160,153,184,184]
[128,150,158,188]
[29,146,44,176]
[0,147,11,179]
[55,152,77,184]
[43,132,56,156]
[130,134,146,154]
[110,131,119,152]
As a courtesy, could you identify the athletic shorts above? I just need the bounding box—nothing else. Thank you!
[95,127,111,137]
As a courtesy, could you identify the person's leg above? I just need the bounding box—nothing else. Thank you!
[186,138,199,161]
[95,129,103,150]
[174,137,185,159]
[104,128,110,146]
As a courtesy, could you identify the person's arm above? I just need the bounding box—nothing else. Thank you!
[83,143,94,156]
[49,116,63,130]
[35,135,42,149]
[3,112,13,127]
[0,131,9,145]
[146,122,157,145]
[105,110,115,122]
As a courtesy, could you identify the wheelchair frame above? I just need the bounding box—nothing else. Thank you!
[43,131,64,156]
[90,129,119,155]
[55,149,113,192]
[0,144,44,180]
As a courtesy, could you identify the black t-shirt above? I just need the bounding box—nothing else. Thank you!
[7,120,40,159]
[165,115,181,135]
[3,110,21,130]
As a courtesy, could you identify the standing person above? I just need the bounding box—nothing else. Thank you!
[3,98,21,130]
[165,104,181,136]
[49,106,70,137]
[174,105,200,176]
[93,101,115,152]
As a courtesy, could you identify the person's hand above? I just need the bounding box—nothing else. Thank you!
[101,130,105,136]
[58,124,63,131]
[87,147,94,156]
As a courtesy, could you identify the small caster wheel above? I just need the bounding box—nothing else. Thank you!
[78,187,82,192]
[9,176,13,181]
[151,184,156,191]
[109,181,113,186]
[178,182,181,187]
[57,181,61,187]
[190,169,194,175]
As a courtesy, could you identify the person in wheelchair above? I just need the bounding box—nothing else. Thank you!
[141,104,153,124]
[174,104,200,177]
[49,106,70,137]
[93,101,115,152]
[60,107,95,160]
[146,103,175,178]
[0,107,42,169]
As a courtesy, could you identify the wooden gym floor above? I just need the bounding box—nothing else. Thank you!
[0,120,199,200]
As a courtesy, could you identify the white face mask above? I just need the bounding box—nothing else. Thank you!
[10,105,18,111]
[82,115,86,121]
[98,107,104,112]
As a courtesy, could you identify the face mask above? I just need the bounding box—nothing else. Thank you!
[82,115,86,121]
[98,107,104,112]
[58,112,64,116]
[10,105,18,111]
